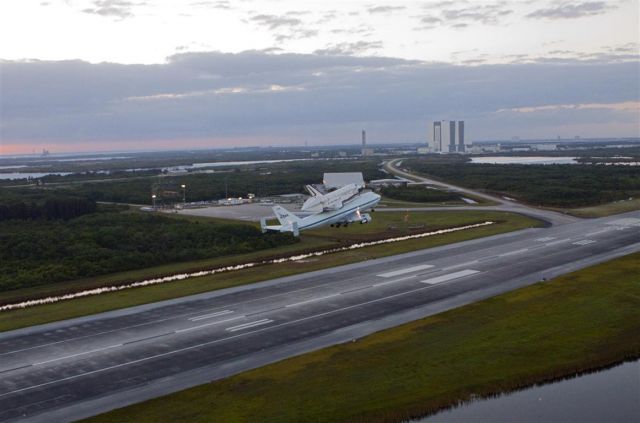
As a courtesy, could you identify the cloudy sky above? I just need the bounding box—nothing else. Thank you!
[0,0,638,154]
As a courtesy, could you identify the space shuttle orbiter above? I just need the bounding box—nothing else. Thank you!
[300,183,360,213]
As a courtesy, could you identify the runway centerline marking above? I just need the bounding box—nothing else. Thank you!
[442,260,479,271]
[285,294,340,308]
[340,285,373,295]
[176,316,245,333]
[32,344,122,366]
[373,274,419,287]
[226,319,273,332]
[377,265,434,278]
[585,229,610,237]
[421,269,480,285]
[535,236,556,242]
[545,239,570,247]
[189,310,234,322]
[499,248,529,257]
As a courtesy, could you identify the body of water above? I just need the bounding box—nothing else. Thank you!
[420,360,640,423]
[0,172,71,180]
[470,156,578,165]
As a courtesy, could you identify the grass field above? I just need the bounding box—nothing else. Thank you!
[0,211,540,331]
[86,252,640,423]
[565,197,640,218]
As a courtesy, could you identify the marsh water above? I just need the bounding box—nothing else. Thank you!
[418,360,640,423]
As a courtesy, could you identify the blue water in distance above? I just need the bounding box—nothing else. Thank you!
[418,360,639,423]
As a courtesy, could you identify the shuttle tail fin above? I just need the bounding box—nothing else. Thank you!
[305,185,323,197]
[272,205,302,226]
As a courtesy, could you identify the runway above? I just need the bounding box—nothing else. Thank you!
[0,212,639,422]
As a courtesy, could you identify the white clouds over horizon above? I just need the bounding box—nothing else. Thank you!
[1,51,638,153]
[0,1,638,152]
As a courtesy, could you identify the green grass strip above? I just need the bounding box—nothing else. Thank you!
[86,252,640,423]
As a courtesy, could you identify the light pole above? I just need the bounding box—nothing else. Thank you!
[151,194,157,210]
[181,184,186,204]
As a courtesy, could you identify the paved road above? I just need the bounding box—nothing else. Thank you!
[384,159,579,226]
[1,212,638,422]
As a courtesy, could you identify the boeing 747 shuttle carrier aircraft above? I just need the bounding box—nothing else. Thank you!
[261,186,380,235]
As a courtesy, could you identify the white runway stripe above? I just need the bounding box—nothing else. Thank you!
[377,265,434,278]
[226,319,273,332]
[545,239,570,246]
[285,294,340,308]
[421,269,479,285]
[188,310,234,321]
[499,248,529,257]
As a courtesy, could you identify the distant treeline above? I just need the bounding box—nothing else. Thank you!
[0,196,96,221]
[381,186,460,203]
[54,159,385,205]
[404,158,640,208]
[0,211,297,291]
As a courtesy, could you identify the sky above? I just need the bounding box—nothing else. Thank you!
[0,0,639,154]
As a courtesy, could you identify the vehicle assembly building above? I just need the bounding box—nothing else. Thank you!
[431,120,465,153]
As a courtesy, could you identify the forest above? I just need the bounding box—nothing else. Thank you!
[404,158,640,207]
[0,192,96,221]
[0,206,297,292]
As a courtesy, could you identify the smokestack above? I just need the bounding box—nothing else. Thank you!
[362,130,366,147]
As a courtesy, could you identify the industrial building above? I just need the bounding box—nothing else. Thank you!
[431,120,465,153]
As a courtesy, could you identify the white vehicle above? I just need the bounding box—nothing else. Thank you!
[261,191,380,236]
[300,183,360,213]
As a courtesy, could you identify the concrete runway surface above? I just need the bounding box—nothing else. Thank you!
[0,212,638,422]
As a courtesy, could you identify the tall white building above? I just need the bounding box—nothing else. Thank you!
[430,120,465,153]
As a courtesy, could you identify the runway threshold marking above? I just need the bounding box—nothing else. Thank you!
[421,269,479,285]
[226,319,273,332]
[189,310,234,322]
[377,265,434,278]
[499,248,529,257]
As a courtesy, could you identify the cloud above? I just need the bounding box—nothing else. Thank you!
[497,101,640,113]
[527,1,614,19]
[314,41,384,56]
[442,3,513,25]
[189,1,231,9]
[368,5,406,14]
[415,1,512,29]
[248,12,319,42]
[1,51,638,148]
[82,0,141,19]
[250,14,302,30]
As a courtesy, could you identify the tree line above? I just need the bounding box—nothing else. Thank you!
[404,158,640,208]
[0,196,96,221]
[0,210,297,292]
